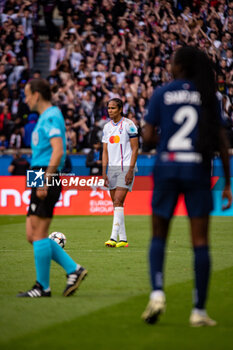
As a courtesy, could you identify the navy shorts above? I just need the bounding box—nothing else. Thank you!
[27,175,61,218]
[152,177,213,219]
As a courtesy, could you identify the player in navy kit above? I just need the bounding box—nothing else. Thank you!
[142,47,232,326]
[18,79,87,298]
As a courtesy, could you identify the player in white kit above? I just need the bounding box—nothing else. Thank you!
[102,98,138,247]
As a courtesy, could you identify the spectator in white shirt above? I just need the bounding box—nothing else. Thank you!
[49,41,66,72]
[112,65,126,85]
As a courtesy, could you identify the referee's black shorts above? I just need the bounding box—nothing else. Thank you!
[27,173,61,218]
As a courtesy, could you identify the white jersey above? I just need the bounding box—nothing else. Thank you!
[102,117,138,170]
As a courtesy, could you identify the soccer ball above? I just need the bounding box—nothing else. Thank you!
[49,232,66,248]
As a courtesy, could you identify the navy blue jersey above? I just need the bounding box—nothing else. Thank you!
[145,80,221,181]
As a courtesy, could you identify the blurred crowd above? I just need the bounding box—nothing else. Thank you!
[0,0,233,154]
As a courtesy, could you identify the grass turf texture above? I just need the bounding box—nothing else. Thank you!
[0,215,232,350]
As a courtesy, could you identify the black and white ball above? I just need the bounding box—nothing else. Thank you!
[49,232,66,248]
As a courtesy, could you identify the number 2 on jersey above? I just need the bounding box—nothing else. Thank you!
[167,106,198,151]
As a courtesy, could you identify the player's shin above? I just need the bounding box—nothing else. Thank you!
[193,245,210,310]
[49,238,78,274]
[33,238,52,290]
[149,236,166,291]
[118,207,127,242]
[110,207,123,241]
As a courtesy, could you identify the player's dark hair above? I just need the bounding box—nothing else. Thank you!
[28,78,51,101]
[173,46,220,161]
[107,98,124,116]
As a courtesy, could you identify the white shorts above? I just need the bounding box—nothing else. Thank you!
[107,169,135,192]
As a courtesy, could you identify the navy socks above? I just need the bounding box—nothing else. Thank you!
[149,237,210,311]
[149,237,166,291]
[194,246,210,309]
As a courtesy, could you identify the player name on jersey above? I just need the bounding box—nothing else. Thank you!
[164,91,201,105]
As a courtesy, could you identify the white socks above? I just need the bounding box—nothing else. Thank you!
[192,308,207,316]
[150,290,165,300]
[119,209,127,241]
[110,207,127,242]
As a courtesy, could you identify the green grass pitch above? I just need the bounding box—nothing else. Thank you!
[0,215,232,350]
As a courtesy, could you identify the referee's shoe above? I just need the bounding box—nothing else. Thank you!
[63,266,88,296]
[17,282,51,297]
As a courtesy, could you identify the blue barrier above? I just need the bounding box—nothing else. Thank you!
[0,154,233,176]
[0,154,232,176]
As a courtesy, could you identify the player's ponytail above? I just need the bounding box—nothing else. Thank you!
[174,47,221,162]
[193,49,220,161]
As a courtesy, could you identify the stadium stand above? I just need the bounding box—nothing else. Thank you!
[0,0,232,156]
